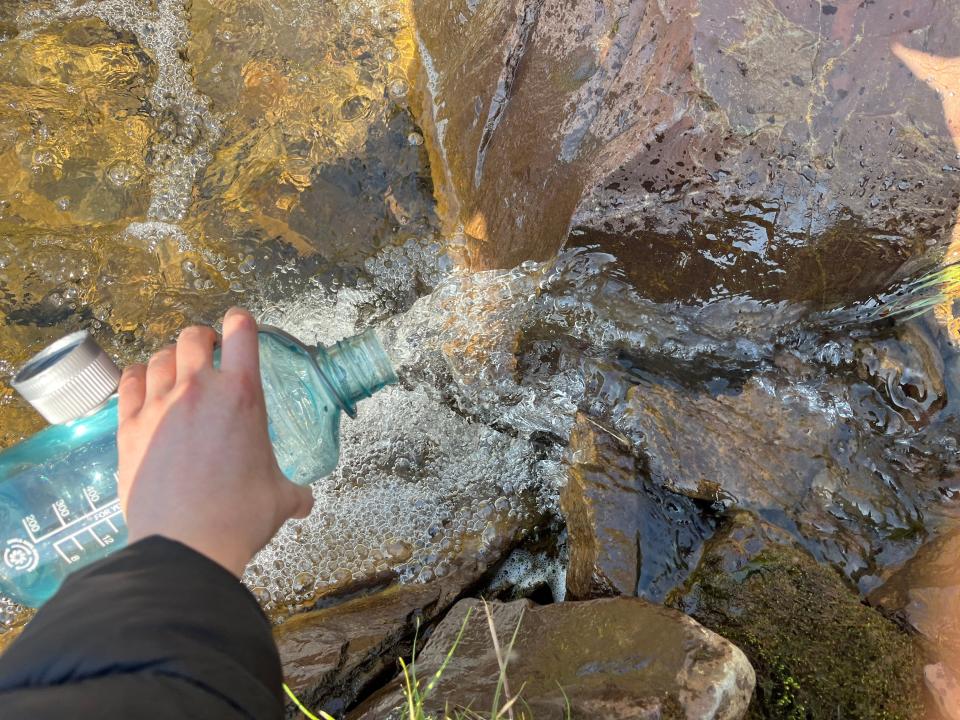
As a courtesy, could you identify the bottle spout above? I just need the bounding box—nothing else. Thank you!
[314,329,398,416]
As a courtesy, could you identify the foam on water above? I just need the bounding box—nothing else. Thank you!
[244,245,566,613]
[486,540,568,602]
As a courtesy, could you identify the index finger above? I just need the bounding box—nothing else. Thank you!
[220,307,261,379]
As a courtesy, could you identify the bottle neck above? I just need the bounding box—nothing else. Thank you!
[313,329,397,416]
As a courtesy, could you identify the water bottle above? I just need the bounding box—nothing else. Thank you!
[0,325,397,608]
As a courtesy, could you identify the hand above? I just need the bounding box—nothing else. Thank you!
[116,307,314,577]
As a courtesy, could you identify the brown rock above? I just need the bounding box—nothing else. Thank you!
[561,412,713,601]
[351,597,755,720]
[561,413,642,598]
[277,560,492,719]
[925,663,960,720]
[617,369,935,578]
[411,0,960,311]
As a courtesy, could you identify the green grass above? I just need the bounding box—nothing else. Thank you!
[286,600,571,720]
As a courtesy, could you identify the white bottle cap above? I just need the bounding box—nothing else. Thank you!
[11,331,121,424]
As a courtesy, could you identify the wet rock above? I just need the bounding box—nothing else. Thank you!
[352,597,755,720]
[855,322,947,428]
[561,413,641,597]
[411,0,960,309]
[673,511,927,719]
[869,528,960,675]
[616,367,938,579]
[561,411,713,601]
[276,562,486,719]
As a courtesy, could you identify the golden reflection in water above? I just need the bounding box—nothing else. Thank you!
[0,0,432,451]
[0,19,154,228]
[892,42,960,346]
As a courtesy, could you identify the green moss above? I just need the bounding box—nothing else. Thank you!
[676,535,926,720]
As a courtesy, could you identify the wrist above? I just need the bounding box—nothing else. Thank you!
[128,527,249,578]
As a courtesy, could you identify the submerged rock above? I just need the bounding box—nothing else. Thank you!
[561,411,713,601]
[189,0,436,267]
[673,511,927,719]
[352,597,755,720]
[0,17,155,228]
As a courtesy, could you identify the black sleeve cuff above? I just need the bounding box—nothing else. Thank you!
[0,536,282,719]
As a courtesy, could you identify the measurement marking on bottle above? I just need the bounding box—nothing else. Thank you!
[51,506,122,565]
[23,499,122,546]
[53,499,70,526]
[83,486,102,512]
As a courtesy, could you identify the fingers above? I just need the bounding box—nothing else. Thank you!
[145,344,177,402]
[176,325,218,380]
[220,307,260,378]
[118,364,146,423]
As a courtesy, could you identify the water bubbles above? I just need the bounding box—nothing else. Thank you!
[216,23,241,44]
[240,316,548,611]
[330,568,352,584]
[31,148,55,167]
[388,78,408,99]
[55,196,70,211]
[292,572,315,594]
[105,160,143,188]
[407,132,423,146]
[340,94,373,121]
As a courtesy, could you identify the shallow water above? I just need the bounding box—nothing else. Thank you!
[0,0,958,635]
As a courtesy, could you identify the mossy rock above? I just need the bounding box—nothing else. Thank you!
[672,512,927,720]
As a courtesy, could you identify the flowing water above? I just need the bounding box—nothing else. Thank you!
[1,0,959,642]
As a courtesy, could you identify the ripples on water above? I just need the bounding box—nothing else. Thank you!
[1,0,959,628]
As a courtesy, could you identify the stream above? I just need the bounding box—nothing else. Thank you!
[1,0,959,716]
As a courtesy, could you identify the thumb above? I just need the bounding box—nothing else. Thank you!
[281,481,315,520]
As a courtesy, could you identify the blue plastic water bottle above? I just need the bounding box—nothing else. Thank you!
[0,325,396,607]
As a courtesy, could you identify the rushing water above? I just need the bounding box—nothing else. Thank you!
[1,0,959,637]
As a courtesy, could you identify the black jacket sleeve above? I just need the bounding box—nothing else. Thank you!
[0,536,283,719]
